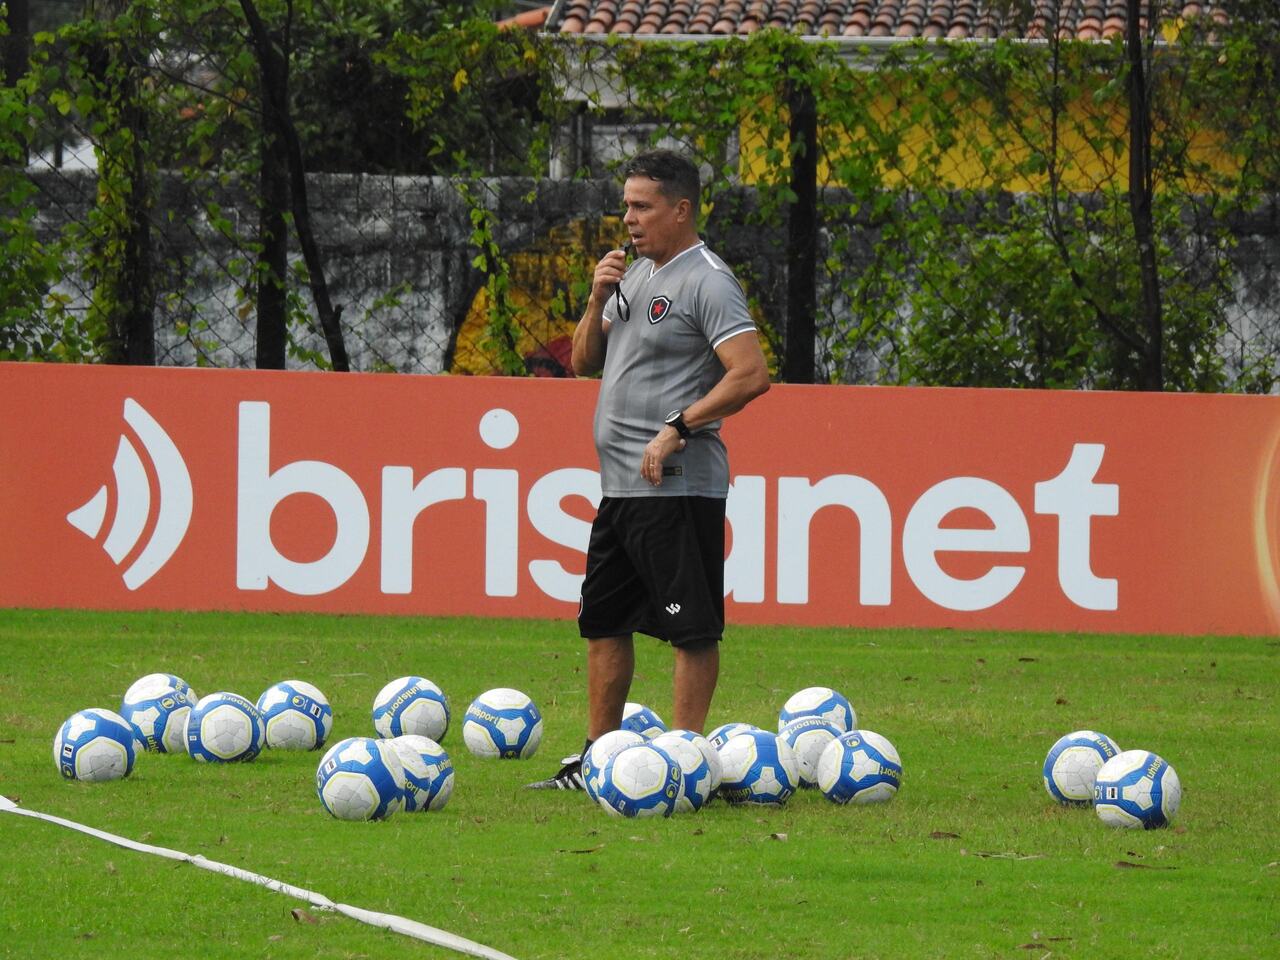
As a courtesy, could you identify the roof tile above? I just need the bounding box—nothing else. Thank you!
[541,0,1221,40]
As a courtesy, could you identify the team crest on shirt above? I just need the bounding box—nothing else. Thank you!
[648,296,672,324]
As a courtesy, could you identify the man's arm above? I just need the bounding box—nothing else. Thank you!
[571,249,628,377]
[639,331,770,487]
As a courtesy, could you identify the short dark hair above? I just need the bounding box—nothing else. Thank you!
[622,150,700,207]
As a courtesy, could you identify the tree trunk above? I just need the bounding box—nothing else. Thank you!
[783,79,818,384]
[241,0,348,371]
[1126,0,1163,390]
[248,7,289,370]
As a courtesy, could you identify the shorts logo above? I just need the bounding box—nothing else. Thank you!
[665,602,681,615]
[648,296,672,324]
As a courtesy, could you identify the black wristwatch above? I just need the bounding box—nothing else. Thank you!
[664,409,692,440]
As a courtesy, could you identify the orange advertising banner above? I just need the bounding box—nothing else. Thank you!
[2,362,1278,636]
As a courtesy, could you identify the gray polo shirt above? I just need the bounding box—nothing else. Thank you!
[595,241,756,498]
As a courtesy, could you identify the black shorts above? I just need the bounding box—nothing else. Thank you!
[578,496,726,648]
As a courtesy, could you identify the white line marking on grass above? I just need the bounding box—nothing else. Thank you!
[0,794,518,960]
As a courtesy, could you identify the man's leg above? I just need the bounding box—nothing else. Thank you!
[672,640,719,733]
[588,634,634,739]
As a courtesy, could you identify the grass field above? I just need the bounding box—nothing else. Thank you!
[0,608,1276,960]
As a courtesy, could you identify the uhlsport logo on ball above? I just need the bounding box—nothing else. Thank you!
[462,687,542,759]
[596,743,681,818]
[316,736,406,821]
[390,735,454,813]
[256,680,333,750]
[1043,730,1121,804]
[120,675,197,753]
[185,692,265,763]
[779,716,844,788]
[777,686,856,733]
[372,676,449,741]
[817,730,902,805]
[717,728,800,806]
[1093,749,1182,829]
[53,708,137,782]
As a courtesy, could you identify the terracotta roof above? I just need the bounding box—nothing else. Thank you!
[543,0,1224,40]
[498,5,553,29]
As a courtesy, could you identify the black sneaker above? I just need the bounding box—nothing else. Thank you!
[525,754,585,790]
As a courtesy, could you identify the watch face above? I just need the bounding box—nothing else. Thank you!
[666,411,680,424]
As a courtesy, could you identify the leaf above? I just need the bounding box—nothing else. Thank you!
[291,908,319,924]
[769,833,788,841]
[930,831,961,840]
[1115,861,1176,870]
[556,845,604,854]
[453,68,468,93]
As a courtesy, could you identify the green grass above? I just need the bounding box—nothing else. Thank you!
[0,609,1276,960]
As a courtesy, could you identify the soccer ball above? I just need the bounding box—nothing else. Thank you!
[462,688,543,759]
[817,730,902,805]
[257,680,333,750]
[185,692,265,763]
[372,676,449,742]
[621,702,667,739]
[651,730,717,812]
[717,729,799,806]
[53,708,136,782]
[390,735,455,812]
[1043,730,1121,804]
[1094,749,1182,829]
[125,673,198,706]
[778,686,856,733]
[596,743,681,818]
[706,721,761,750]
[583,730,646,801]
[120,677,197,753]
[779,716,843,788]
[316,737,406,821]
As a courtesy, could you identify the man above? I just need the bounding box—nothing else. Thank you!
[528,150,770,791]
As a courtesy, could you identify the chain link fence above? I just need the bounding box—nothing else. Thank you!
[7,4,1279,388]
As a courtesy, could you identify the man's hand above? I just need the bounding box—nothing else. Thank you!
[591,248,629,303]
[640,427,686,487]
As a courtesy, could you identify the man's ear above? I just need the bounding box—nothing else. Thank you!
[675,197,692,223]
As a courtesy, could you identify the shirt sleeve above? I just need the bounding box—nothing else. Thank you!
[695,266,756,349]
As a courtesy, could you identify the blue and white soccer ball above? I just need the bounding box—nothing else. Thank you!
[53,708,137,782]
[185,692,265,763]
[717,729,800,806]
[779,716,844,788]
[316,736,406,821]
[1043,730,1121,804]
[817,729,902,805]
[621,702,667,739]
[462,688,543,759]
[597,743,681,818]
[257,680,333,751]
[125,673,197,707]
[372,676,449,742]
[706,721,762,750]
[583,730,646,801]
[651,730,717,812]
[1093,749,1182,829]
[120,676,197,753]
[390,735,455,813]
[778,686,856,733]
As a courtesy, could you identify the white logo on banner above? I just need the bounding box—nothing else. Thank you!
[66,399,193,590]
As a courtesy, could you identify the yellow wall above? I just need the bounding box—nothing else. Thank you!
[739,76,1237,192]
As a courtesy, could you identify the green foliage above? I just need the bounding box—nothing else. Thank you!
[1,3,1275,385]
